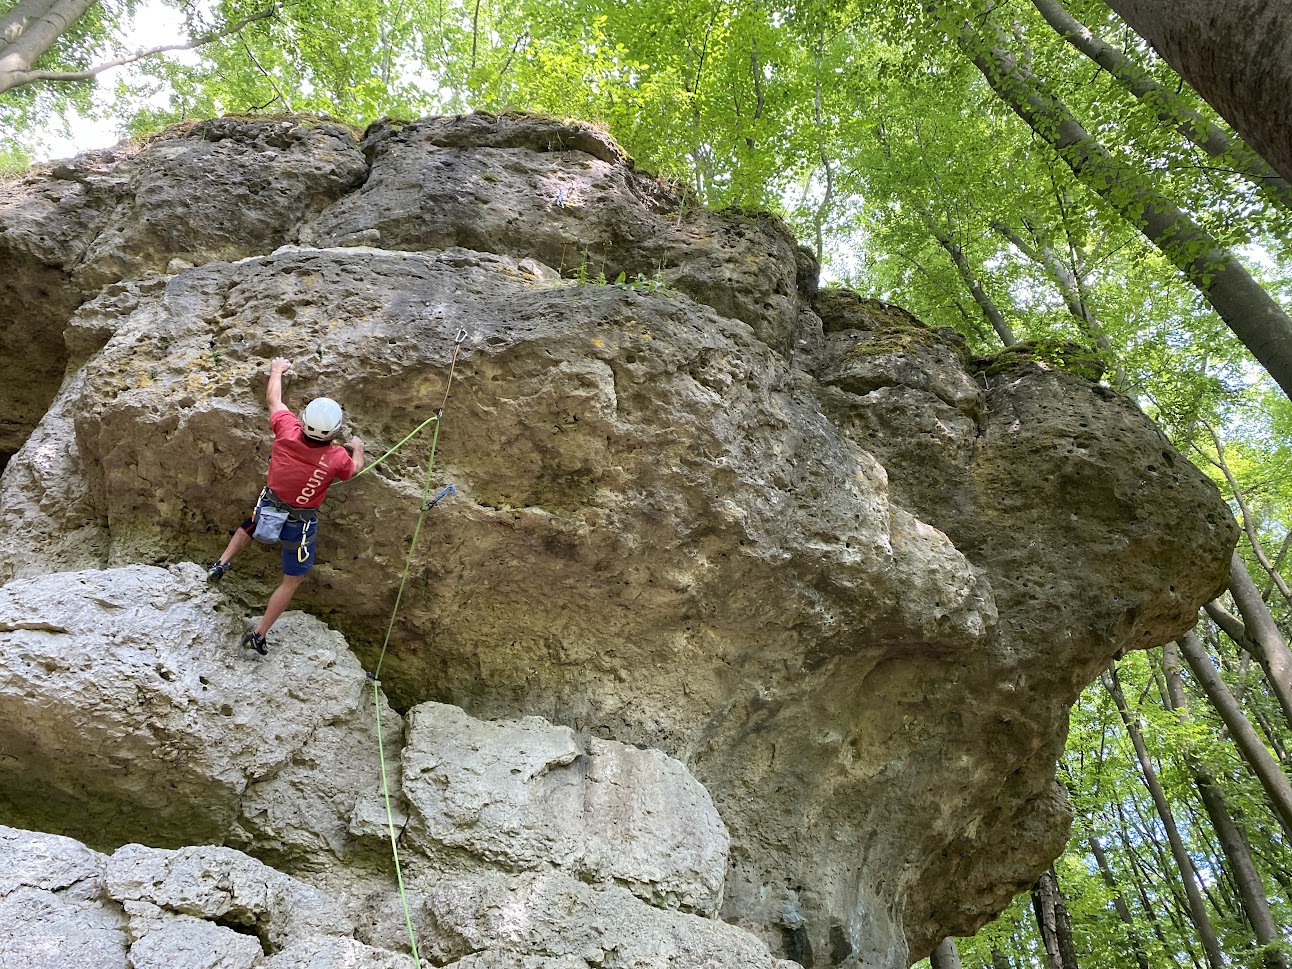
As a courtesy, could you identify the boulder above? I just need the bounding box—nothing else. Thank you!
[388,702,729,914]
[0,824,418,968]
[0,113,1238,967]
[0,563,399,871]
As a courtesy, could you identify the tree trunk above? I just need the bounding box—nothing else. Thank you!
[1176,631,1292,837]
[1031,867,1080,969]
[1101,0,1292,186]
[989,219,1113,351]
[1163,642,1290,969]
[1227,553,1292,730]
[1253,706,1290,763]
[1113,801,1188,964]
[1122,798,1207,969]
[0,0,96,92]
[1200,428,1292,608]
[0,0,276,94]
[1204,599,1257,655]
[1264,532,1292,600]
[1104,664,1225,969]
[1028,0,1292,213]
[940,1,1292,402]
[930,937,964,969]
[928,220,1017,347]
[1086,834,1152,969]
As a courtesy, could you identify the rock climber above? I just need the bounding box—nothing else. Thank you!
[206,357,364,655]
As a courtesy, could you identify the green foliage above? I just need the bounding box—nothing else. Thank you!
[0,142,34,174]
[0,0,129,149]
[974,337,1110,382]
[567,247,674,293]
[9,2,1292,966]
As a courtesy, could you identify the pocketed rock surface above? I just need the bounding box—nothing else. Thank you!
[0,113,1237,967]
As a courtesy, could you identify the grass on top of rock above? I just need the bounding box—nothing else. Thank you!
[567,249,674,294]
[973,339,1110,383]
[839,325,958,363]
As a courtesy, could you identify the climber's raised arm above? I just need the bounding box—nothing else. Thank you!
[267,357,292,415]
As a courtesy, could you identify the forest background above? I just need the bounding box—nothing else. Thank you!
[2,0,1291,967]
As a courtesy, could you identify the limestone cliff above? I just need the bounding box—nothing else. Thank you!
[0,113,1236,969]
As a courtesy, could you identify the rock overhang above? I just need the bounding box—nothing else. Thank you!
[0,112,1238,968]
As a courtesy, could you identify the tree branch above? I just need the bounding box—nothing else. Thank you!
[1203,600,1257,655]
[2,5,276,90]
[1028,0,1292,214]
[937,0,1292,401]
[0,0,94,91]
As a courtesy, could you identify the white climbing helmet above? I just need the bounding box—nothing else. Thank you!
[301,397,343,442]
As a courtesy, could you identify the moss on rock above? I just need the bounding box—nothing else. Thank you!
[973,339,1109,383]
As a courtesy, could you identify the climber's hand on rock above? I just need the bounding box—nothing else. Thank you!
[271,357,292,374]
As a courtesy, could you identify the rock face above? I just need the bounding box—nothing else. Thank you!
[0,565,766,967]
[391,702,729,913]
[0,113,1237,968]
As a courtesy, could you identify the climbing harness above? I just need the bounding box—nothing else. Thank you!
[360,326,467,969]
[250,487,318,544]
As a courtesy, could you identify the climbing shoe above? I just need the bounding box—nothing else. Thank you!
[241,630,268,655]
[206,560,230,583]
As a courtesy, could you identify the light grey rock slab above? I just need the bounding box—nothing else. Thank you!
[421,869,798,969]
[0,825,127,969]
[124,915,264,969]
[261,937,412,969]
[0,565,400,870]
[394,703,728,913]
[105,843,352,949]
[0,886,129,969]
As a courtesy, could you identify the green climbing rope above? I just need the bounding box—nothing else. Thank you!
[372,685,422,967]
[352,412,440,480]
[362,330,467,969]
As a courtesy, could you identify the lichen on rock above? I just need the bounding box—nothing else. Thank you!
[0,112,1237,969]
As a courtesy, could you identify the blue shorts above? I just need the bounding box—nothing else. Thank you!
[240,505,318,577]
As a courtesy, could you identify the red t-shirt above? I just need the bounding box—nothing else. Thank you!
[266,410,356,508]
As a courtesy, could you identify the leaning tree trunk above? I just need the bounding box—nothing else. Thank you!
[1163,643,1290,969]
[1086,834,1152,969]
[1202,430,1292,609]
[1104,664,1225,969]
[1028,0,1292,213]
[1200,604,1292,757]
[924,214,1017,347]
[1101,0,1292,187]
[939,1,1292,402]
[1226,553,1292,730]
[1113,803,1182,962]
[1176,631,1292,837]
